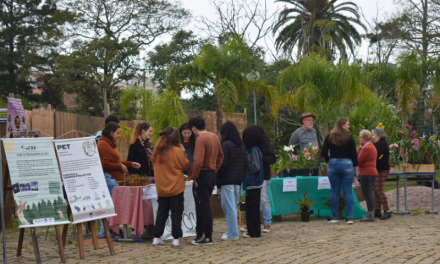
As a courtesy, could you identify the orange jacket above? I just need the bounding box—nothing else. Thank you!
[357,143,378,176]
[98,136,133,183]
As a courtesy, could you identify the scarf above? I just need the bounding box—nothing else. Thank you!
[139,137,153,158]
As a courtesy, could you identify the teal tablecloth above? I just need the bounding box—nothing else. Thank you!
[269,176,366,219]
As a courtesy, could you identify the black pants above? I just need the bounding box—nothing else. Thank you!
[246,188,261,238]
[154,192,184,239]
[360,175,377,212]
[192,170,215,238]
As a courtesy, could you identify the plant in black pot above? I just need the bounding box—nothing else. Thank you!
[322,193,346,219]
[294,191,315,222]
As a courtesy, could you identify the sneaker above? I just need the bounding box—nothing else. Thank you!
[262,225,271,233]
[192,235,202,243]
[327,218,338,223]
[192,236,213,245]
[243,232,251,238]
[152,238,164,246]
[221,236,239,241]
[346,219,353,224]
[221,232,228,240]
[240,226,247,232]
[171,239,180,247]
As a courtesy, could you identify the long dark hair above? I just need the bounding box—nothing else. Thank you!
[179,122,196,154]
[151,127,181,163]
[254,125,270,143]
[102,122,120,140]
[329,117,351,147]
[131,122,151,143]
[242,125,263,150]
[220,121,243,147]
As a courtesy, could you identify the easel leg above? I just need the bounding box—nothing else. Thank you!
[102,220,115,255]
[89,220,99,250]
[62,223,68,248]
[76,223,85,259]
[30,227,42,264]
[16,228,25,257]
[55,225,66,263]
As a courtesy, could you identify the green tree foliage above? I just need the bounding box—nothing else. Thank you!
[272,0,366,60]
[119,86,156,120]
[0,0,74,96]
[23,204,36,223]
[181,92,216,112]
[147,30,205,93]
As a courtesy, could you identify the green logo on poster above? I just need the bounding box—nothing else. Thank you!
[83,140,97,157]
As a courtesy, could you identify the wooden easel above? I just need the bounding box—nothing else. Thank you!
[62,204,115,259]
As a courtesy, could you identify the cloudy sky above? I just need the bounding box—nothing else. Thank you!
[175,0,397,63]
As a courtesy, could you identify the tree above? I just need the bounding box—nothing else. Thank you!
[167,37,273,133]
[0,0,73,96]
[146,30,205,93]
[119,86,156,120]
[272,0,366,60]
[52,37,139,116]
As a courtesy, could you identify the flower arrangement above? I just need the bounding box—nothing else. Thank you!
[389,143,401,171]
[118,174,150,186]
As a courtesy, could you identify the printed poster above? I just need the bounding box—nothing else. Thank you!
[151,181,196,240]
[54,137,116,223]
[6,98,27,136]
[318,177,331,190]
[2,138,69,227]
[283,178,297,192]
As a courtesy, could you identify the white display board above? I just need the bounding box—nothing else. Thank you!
[283,178,297,192]
[54,137,116,223]
[318,177,331,190]
[151,181,196,240]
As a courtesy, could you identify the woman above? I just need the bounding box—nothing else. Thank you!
[358,130,378,222]
[97,122,140,238]
[321,117,358,224]
[241,125,264,238]
[127,122,154,177]
[151,127,191,247]
[216,121,247,241]
[372,128,391,220]
[179,123,195,175]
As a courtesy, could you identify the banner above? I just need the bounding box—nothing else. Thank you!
[54,137,116,223]
[6,98,27,136]
[151,181,196,240]
[2,138,69,227]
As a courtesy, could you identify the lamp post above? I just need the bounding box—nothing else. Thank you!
[246,71,260,125]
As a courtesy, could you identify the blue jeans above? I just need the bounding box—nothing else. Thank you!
[99,172,118,238]
[327,159,355,219]
[261,180,272,226]
[220,185,240,239]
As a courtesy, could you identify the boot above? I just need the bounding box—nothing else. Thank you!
[360,211,375,222]
[374,209,382,219]
[380,210,392,220]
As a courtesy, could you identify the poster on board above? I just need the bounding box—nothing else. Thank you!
[6,98,27,136]
[54,137,116,223]
[2,138,69,227]
[151,181,196,240]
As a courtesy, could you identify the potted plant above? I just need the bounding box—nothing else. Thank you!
[294,191,315,222]
[322,193,346,219]
[389,143,401,173]
[301,143,320,176]
[270,163,278,178]
[276,145,292,177]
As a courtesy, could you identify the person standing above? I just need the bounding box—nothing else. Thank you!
[151,127,191,247]
[94,115,120,144]
[289,112,319,152]
[357,130,378,222]
[127,122,154,177]
[242,125,264,238]
[217,121,247,241]
[188,116,224,245]
[179,123,196,175]
[372,128,391,220]
[321,117,358,224]
[97,122,140,238]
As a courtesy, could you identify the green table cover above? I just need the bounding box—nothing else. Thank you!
[269,176,366,219]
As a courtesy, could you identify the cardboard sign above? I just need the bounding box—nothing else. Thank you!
[142,186,158,200]
[318,177,331,190]
[283,178,297,192]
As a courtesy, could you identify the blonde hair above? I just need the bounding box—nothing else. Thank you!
[359,130,372,141]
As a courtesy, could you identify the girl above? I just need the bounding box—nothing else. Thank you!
[127,122,154,177]
[179,123,195,175]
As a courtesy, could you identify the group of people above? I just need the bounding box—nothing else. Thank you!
[95,115,276,246]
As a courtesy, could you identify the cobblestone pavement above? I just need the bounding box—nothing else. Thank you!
[2,213,440,264]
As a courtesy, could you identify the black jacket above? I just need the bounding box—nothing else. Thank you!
[261,141,277,180]
[216,140,247,186]
[322,134,359,167]
[183,143,194,175]
[375,138,390,171]
[127,139,154,176]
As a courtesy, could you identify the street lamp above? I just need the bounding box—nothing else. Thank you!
[246,71,260,125]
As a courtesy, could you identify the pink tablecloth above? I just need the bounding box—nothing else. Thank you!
[108,186,154,238]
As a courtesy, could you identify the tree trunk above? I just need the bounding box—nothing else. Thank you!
[402,112,408,129]
[103,88,108,117]
[215,95,222,135]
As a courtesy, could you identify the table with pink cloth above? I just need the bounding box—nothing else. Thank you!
[108,186,154,239]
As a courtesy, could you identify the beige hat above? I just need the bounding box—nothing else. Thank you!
[299,112,316,124]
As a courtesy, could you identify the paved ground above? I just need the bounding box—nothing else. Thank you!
[2,212,440,264]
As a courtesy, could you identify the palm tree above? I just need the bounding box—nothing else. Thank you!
[167,37,273,133]
[273,0,366,59]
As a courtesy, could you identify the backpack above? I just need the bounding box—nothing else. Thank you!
[242,146,264,190]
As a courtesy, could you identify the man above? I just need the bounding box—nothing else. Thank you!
[289,112,319,152]
[94,115,120,144]
[188,116,224,245]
